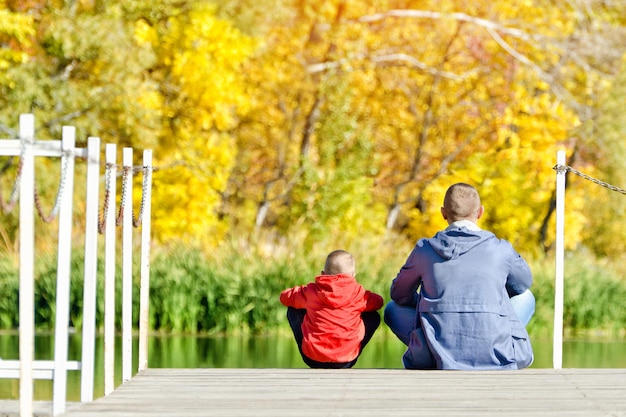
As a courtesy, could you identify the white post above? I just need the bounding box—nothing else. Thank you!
[80,136,101,402]
[19,114,35,417]
[553,150,566,369]
[103,144,117,395]
[52,126,76,416]
[138,150,153,372]
[122,148,133,382]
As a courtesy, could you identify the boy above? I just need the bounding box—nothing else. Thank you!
[280,250,384,368]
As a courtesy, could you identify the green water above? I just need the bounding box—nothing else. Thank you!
[1,330,625,401]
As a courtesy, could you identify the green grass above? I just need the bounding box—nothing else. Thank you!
[0,241,624,338]
[528,254,626,338]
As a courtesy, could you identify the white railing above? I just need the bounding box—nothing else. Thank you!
[551,149,625,369]
[0,114,153,417]
[553,150,566,369]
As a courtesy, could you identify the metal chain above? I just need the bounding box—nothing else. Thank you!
[0,140,27,213]
[34,150,71,223]
[116,166,130,227]
[133,165,151,227]
[2,147,152,230]
[553,164,626,195]
[97,162,114,234]
[0,155,23,213]
[98,163,151,233]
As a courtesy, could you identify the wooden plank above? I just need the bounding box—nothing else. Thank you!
[0,401,81,417]
[48,368,625,417]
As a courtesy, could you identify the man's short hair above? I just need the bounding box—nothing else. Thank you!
[324,250,355,276]
[443,183,481,221]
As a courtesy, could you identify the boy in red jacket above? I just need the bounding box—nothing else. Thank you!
[280,250,384,368]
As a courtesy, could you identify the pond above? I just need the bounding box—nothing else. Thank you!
[1,330,625,401]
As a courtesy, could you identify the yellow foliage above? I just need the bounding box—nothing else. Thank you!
[141,3,256,247]
[0,7,35,72]
[146,0,623,256]
[133,19,157,46]
[152,129,236,247]
[2,0,623,258]
[162,4,257,131]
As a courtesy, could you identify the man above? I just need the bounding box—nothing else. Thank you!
[384,183,535,370]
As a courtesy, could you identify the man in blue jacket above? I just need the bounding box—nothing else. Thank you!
[385,183,535,370]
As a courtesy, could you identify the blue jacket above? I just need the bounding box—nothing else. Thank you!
[390,224,534,370]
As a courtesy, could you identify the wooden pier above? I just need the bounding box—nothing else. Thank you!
[41,368,623,417]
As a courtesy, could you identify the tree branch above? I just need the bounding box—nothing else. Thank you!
[356,9,540,42]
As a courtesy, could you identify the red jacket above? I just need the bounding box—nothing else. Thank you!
[280,274,384,363]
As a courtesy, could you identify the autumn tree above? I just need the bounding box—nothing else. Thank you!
[0,0,166,253]
[1,0,258,249]
[1,0,624,258]
[0,1,37,251]
[282,77,387,246]
[126,1,257,247]
[225,0,626,255]
[579,56,626,257]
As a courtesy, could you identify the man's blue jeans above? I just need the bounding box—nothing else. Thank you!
[384,289,536,346]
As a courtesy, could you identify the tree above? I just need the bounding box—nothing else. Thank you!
[580,56,626,257]
[1,0,625,257]
[283,76,387,247]
[0,0,258,248]
[215,0,626,255]
[0,0,36,134]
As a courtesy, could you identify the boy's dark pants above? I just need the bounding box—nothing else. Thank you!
[286,307,381,369]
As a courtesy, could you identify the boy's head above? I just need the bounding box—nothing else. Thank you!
[441,183,484,223]
[322,250,355,277]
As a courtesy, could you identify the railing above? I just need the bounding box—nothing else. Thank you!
[0,114,153,417]
[552,150,625,369]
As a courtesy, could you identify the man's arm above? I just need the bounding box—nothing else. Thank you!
[505,244,533,297]
[390,247,422,307]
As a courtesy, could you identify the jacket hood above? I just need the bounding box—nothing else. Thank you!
[314,274,363,307]
[428,227,494,260]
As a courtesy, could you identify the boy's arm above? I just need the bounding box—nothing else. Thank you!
[363,291,384,311]
[279,285,309,309]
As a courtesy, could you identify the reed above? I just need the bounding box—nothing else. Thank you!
[528,254,626,338]
[0,242,623,337]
